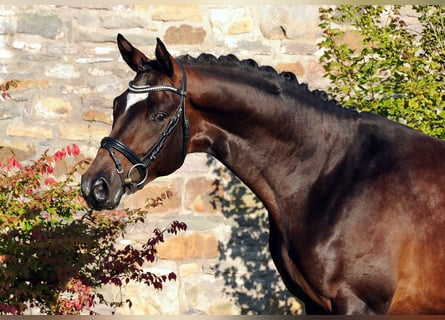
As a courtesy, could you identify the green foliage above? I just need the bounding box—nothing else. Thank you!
[319,5,445,139]
[0,146,185,314]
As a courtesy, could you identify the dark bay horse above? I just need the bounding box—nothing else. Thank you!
[81,34,445,314]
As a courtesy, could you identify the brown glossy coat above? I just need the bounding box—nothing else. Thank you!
[81,35,445,314]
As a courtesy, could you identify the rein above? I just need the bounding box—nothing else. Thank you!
[100,62,188,192]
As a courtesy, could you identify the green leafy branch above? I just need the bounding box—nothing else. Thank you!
[319,5,445,139]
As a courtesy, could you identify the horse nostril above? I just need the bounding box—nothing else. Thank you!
[92,177,109,203]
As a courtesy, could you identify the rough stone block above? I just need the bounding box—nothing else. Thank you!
[58,123,110,142]
[16,9,63,39]
[11,39,42,52]
[0,16,14,35]
[47,43,83,56]
[259,6,287,39]
[237,41,271,55]
[75,28,118,43]
[82,110,113,125]
[0,48,12,59]
[44,64,80,79]
[276,62,305,76]
[157,233,219,260]
[0,102,24,120]
[0,139,36,161]
[164,25,206,45]
[7,124,53,139]
[179,262,201,277]
[307,59,325,78]
[33,97,72,120]
[100,15,147,30]
[185,177,222,214]
[88,67,113,77]
[15,80,51,90]
[209,303,240,315]
[174,153,212,176]
[74,14,101,28]
[259,5,321,40]
[209,7,253,35]
[114,278,180,315]
[123,178,183,213]
[151,5,202,22]
[281,40,319,56]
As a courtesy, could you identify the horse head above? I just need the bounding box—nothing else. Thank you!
[81,34,189,210]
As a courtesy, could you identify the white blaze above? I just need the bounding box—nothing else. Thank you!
[125,92,149,112]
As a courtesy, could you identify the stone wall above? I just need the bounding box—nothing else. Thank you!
[0,4,330,315]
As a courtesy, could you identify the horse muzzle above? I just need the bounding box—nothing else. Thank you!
[81,173,124,210]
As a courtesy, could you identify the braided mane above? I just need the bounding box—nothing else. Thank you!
[177,53,351,113]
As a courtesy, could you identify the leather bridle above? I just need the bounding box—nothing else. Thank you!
[100,62,188,192]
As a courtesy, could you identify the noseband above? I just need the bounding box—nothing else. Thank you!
[100,62,188,192]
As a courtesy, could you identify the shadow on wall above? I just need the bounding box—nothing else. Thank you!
[206,155,303,315]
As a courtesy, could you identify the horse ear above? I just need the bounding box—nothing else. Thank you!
[155,37,178,78]
[117,33,150,72]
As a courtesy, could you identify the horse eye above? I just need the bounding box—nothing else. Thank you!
[153,112,168,122]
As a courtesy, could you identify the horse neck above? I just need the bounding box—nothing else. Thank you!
[186,63,355,215]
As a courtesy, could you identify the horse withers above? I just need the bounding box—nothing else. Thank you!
[81,34,445,314]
